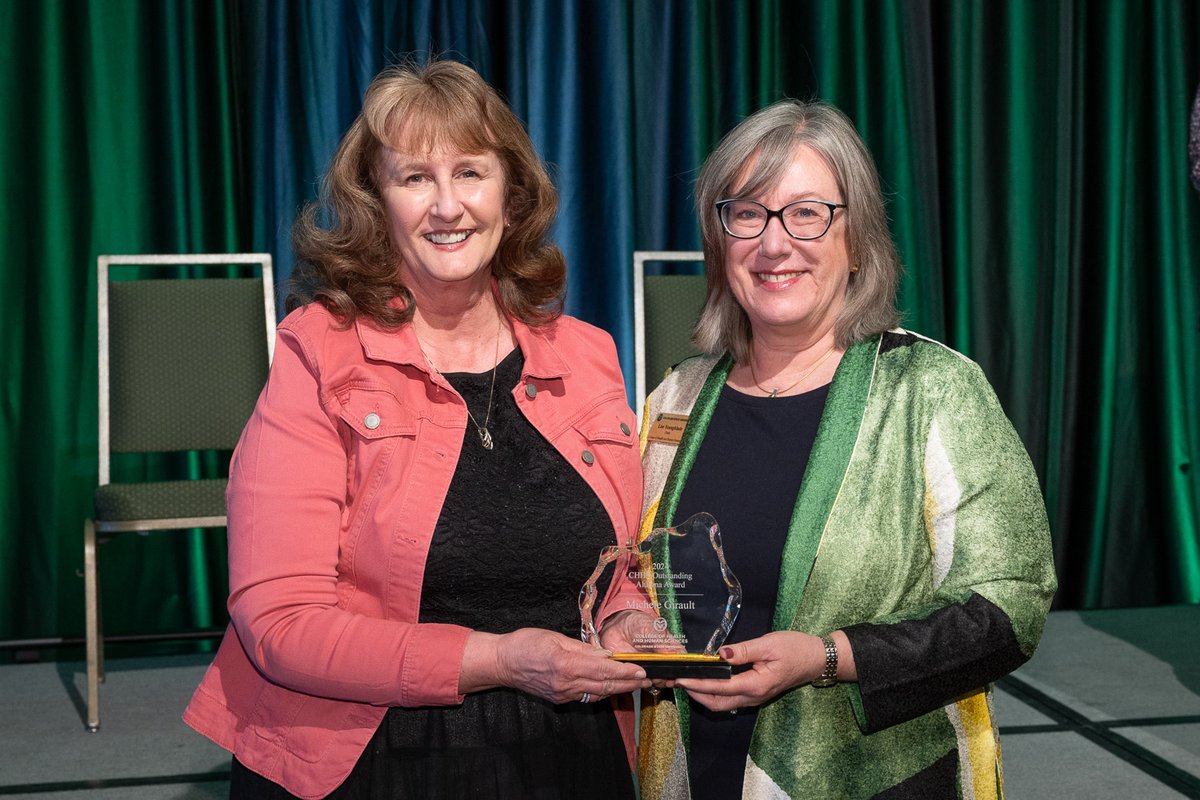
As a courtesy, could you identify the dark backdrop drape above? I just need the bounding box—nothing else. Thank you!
[2,0,1197,646]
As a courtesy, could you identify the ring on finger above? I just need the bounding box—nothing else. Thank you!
[580,692,592,704]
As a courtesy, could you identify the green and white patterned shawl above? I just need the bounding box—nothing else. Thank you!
[637,331,1056,800]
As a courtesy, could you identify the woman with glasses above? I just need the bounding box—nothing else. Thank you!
[636,99,1056,799]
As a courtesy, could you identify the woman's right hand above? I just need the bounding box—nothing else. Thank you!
[460,628,651,704]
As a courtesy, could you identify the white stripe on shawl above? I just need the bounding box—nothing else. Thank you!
[664,739,691,800]
[743,756,790,799]
[945,702,978,800]
[925,418,959,589]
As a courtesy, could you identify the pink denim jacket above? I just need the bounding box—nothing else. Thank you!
[183,303,643,798]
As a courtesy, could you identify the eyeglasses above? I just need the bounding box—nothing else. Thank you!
[715,198,847,240]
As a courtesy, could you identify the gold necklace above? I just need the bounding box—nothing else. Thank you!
[749,344,836,398]
[419,318,502,450]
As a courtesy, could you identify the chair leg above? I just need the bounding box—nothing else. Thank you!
[84,519,100,732]
[97,561,105,684]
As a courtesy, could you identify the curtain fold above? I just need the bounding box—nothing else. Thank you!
[1,0,250,641]
[1,0,1197,646]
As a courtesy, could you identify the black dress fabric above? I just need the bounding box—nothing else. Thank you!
[231,347,633,800]
[672,383,829,800]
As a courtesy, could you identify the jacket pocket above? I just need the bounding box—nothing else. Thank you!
[334,385,418,440]
[571,397,638,449]
[568,395,643,513]
[330,386,420,578]
[569,397,641,537]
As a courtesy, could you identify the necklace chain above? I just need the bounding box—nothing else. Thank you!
[749,344,836,398]
[419,318,502,450]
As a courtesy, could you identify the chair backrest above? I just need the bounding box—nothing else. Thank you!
[632,251,707,415]
[97,254,276,485]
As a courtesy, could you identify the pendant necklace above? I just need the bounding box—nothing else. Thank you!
[749,344,836,398]
[420,317,502,450]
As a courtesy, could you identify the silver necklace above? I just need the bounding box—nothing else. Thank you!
[748,344,835,398]
[420,319,501,450]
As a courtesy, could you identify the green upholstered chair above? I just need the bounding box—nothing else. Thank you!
[632,251,707,416]
[84,253,275,731]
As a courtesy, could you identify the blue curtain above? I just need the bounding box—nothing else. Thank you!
[235,1,680,374]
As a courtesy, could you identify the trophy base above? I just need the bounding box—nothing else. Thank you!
[610,653,732,679]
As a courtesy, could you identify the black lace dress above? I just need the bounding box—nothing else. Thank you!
[230,347,634,800]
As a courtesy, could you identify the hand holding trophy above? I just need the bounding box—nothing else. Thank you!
[579,512,742,678]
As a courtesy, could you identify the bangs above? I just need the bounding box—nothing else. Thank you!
[369,86,499,157]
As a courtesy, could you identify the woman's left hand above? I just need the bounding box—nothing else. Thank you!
[675,631,843,713]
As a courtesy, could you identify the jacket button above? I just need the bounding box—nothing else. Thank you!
[581,450,595,465]
[525,383,537,399]
[620,422,631,436]
[364,413,381,430]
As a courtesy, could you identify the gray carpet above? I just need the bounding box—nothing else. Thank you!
[998,606,1200,798]
[0,653,226,798]
[1,607,1197,798]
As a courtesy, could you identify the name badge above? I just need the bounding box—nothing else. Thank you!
[647,413,688,445]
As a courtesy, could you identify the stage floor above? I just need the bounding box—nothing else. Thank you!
[1,606,1197,798]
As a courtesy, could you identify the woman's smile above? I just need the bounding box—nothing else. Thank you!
[754,270,806,287]
[425,229,472,246]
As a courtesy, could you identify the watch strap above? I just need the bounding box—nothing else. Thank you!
[811,635,838,688]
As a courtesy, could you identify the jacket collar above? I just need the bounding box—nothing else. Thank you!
[353,315,428,371]
[511,319,571,381]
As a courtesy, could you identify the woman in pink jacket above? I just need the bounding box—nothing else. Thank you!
[184,60,652,799]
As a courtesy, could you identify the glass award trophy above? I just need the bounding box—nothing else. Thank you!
[579,512,742,678]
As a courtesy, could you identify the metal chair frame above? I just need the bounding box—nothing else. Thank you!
[84,253,276,731]
[632,250,705,415]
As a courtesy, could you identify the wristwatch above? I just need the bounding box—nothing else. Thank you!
[811,635,839,688]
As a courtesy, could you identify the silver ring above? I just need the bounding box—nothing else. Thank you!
[580,692,592,704]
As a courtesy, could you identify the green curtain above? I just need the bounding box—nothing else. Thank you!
[0,0,247,643]
[1,0,1197,649]
[647,0,1200,608]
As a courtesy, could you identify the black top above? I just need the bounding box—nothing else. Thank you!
[230,348,633,800]
[673,382,829,800]
[420,347,611,639]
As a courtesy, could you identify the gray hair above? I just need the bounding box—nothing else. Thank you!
[692,100,901,362]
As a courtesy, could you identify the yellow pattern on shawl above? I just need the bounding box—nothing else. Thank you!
[958,691,1001,800]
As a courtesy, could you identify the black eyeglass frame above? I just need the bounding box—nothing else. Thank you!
[714,198,848,241]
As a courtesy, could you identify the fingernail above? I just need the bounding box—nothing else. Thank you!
[720,647,733,659]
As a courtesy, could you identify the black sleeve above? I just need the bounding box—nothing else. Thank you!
[844,593,1029,733]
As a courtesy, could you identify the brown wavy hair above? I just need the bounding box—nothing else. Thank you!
[692,100,901,362]
[288,59,565,326]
